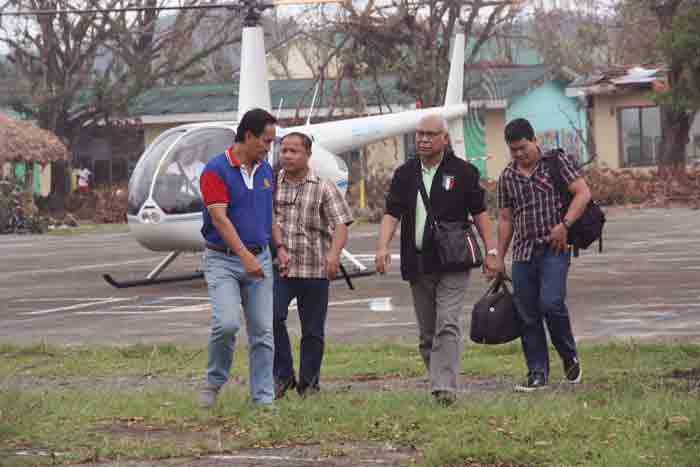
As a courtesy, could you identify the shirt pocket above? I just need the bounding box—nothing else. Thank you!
[304,198,324,232]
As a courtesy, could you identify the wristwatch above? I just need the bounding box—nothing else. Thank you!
[562,219,572,230]
[487,248,498,257]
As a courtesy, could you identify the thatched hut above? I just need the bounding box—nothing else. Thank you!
[1,113,70,202]
[0,113,69,164]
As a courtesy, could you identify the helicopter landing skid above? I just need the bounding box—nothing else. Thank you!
[103,251,204,289]
[103,251,376,289]
[103,271,204,288]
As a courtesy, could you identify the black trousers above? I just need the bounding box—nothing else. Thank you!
[273,274,330,392]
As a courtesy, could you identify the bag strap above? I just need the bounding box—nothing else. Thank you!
[483,272,512,297]
[417,175,437,229]
[543,150,572,204]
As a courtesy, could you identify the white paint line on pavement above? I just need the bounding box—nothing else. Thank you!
[349,231,381,238]
[75,304,211,315]
[290,297,393,310]
[14,297,134,302]
[0,258,162,279]
[21,298,134,316]
[160,296,210,301]
[599,318,645,325]
[607,302,700,310]
[352,254,401,261]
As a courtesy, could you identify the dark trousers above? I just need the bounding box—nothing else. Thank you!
[512,245,578,381]
[273,274,330,392]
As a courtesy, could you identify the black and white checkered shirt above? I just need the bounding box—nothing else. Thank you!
[496,151,582,262]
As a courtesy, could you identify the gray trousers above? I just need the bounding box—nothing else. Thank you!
[409,270,469,393]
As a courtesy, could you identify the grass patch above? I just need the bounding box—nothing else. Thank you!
[1,341,699,466]
[0,341,425,380]
[46,222,129,236]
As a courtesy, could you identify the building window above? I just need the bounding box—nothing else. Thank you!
[619,106,662,167]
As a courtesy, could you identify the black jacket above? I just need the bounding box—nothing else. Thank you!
[385,149,486,282]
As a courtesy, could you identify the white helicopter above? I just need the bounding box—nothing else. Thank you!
[100,0,471,288]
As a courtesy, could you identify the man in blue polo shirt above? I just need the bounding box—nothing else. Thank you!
[198,108,277,408]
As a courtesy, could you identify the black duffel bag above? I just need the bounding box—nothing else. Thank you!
[470,274,521,345]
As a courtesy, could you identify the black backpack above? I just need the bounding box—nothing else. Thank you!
[544,149,605,257]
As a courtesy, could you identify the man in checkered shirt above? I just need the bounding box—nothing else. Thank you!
[271,132,353,399]
[496,118,592,392]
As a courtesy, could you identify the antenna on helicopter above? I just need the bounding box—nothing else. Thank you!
[275,98,285,120]
[305,81,320,126]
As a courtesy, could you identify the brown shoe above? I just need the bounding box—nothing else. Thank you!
[274,378,296,400]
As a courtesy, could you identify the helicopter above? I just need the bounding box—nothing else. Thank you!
[81,0,470,288]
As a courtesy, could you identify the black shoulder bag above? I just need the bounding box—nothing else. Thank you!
[544,150,606,257]
[417,177,483,271]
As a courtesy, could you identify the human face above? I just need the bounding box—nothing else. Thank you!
[415,116,448,158]
[279,135,310,175]
[246,124,277,160]
[508,137,539,168]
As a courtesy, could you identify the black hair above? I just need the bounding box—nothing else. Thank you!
[280,132,313,152]
[504,118,535,143]
[234,108,277,143]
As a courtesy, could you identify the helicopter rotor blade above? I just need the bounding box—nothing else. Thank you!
[0,0,346,17]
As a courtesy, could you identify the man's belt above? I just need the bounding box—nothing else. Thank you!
[206,242,264,256]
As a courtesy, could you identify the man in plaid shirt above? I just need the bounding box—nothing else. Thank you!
[496,118,592,392]
[272,132,353,398]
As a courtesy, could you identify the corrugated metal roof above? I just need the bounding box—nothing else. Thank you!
[129,74,415,116]
[567,65,666,88]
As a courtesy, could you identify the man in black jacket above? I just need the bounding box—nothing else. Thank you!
[375,114,497,405]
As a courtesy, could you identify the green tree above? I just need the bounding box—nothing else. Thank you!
[654,3,700,168]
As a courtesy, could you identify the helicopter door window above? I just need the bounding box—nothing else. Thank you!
[152,128,235,215]
[128,130,185,216]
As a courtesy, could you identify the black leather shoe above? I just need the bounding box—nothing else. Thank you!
[274,378,296,400]
[297,384,320,398]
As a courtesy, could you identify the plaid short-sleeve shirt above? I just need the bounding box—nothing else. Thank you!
[496,151,582,262]
[275,169,354,279]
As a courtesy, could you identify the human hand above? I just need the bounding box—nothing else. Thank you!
[375,248,391,274]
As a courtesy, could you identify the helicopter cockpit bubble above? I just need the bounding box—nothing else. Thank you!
[128,127,236,218]
[152,128,235,215]
[128,129,185,216]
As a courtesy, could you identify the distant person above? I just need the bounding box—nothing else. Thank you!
[166,148,206,196]
[374,114,498,406]
[198,108,277,409]
[78,167,91,194]
[271,132,353,399]
[495,118,591,391]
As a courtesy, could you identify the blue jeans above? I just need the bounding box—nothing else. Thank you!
[273,274,329,392]
[512,245,578,381]
[203,247,274,405]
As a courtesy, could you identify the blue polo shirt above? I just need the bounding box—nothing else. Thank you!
[199,148,273,249]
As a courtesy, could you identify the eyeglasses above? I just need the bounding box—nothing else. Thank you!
[416,130,443,139]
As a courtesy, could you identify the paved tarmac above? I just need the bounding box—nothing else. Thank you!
[2,208,700,346]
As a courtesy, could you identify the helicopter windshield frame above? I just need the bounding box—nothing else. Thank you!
[147,126,237,216]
